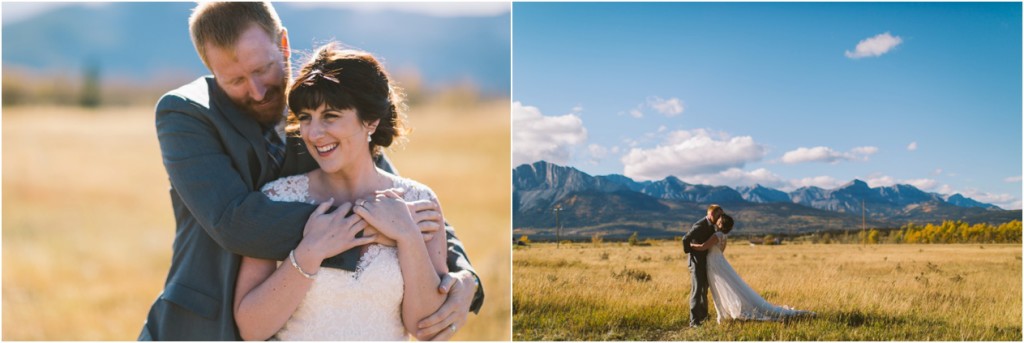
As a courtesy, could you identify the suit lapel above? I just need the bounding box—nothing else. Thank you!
[280,136,320,178]
[206,78,274,184]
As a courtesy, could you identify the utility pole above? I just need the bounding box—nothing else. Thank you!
[861,200,866,232]
[554,206,563,249]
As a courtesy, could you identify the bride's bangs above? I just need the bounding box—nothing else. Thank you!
[287,78,357,115]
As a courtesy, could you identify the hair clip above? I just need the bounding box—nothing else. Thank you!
[300,67,342,86]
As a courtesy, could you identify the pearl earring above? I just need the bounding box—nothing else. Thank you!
[367,131,373,143]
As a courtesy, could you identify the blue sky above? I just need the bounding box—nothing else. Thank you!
[512,2,1022,209]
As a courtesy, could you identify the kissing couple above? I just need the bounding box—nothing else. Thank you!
[683,204,813,326]
[140,2,482,341]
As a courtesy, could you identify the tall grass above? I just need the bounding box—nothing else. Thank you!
[3,102,511,340]
[513,242,1022,340]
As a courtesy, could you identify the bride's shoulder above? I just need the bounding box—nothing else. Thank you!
[261,173,312,202]
[382,172,437,202]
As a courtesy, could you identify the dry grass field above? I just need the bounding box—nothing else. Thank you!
[513,241,1022,341]
[2,101,511,340]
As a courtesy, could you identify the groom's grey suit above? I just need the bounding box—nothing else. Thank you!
[682,217,716,326]
[139,77,483,340]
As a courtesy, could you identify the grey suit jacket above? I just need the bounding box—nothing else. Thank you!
[682,217,716,266]
[139,77,483,340]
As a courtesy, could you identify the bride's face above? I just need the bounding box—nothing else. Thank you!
[296,104,377,173]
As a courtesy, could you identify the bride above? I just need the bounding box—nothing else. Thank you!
[689,214,813,323]
[231,43,448,340]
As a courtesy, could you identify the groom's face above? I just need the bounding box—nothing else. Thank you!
[206,24,290,126]
[709,209,723,222]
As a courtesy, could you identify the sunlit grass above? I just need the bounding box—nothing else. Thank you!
[3,101,510,340]
[513,242,1021,341]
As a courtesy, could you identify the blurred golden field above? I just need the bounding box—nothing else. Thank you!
[513,241,1022,340]
[2,101,511,340]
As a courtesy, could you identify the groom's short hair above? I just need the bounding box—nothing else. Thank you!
[707,204,722,215]
[189,1,284,70]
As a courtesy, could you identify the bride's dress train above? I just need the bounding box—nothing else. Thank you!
[706,232,812,323]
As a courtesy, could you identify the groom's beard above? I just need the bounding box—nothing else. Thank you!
[240,83,287,126]
[237,61,291,126]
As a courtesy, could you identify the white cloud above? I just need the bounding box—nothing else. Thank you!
[845,32,903,59]
[863,175,938,190]
[647,96,685,117]
[781,146,878,164]
[586,144,613,165]
[657,125,667,133]
[907,141,918,151]
[936,184,955,194]
[866,175,897,188]
[1005,176,1022,183]
[782,147,842,164]
[959,189,1019,210]
[904,178,938,191]
[851,146,878,156]
[512,102,588,166]
[622,96,686,119]
[932,185,1020,210]
[621,129,766,181]
[628,108,644,118]
[681,168,786,188]
[789,176,844,190]
[932,168,943,176]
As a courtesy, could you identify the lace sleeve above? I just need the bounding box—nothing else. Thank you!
[260,174,312,203]
[392,177,438,204]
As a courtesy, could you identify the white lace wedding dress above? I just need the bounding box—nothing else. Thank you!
[706,232,812,323]
[260,172,438,340]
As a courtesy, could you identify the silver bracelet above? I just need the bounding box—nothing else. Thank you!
[289,249,317,280]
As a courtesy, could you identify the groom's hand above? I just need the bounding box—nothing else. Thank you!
[375,188,444,241]
[416,270,477,340]
[407,199,443,241]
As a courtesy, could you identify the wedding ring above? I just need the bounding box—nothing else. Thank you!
[449,324,456,333]
[357,199,366,207]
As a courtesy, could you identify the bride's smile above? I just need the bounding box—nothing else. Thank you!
[297,104,379,174]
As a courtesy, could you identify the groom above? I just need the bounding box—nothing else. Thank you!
[682,204,724,327]
[139,2,482,340]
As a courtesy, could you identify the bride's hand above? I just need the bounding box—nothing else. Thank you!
[352,192,420,244]
[376,188,445,242]
[297,200,378,263]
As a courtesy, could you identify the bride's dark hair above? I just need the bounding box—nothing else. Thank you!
[286,42,408,156]
[718,214,734,234]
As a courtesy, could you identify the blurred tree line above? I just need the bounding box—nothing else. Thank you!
[792,220,1022,244]
[2,63,174,108]
[3,62,484,109]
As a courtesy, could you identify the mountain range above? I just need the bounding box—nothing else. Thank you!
[1,3,510,95]
[513,161,1019,239]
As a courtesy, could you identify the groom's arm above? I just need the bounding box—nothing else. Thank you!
[157,95,312,261]
[376,154,484,313]
[443,224,484,313]
[682,221,701,254]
